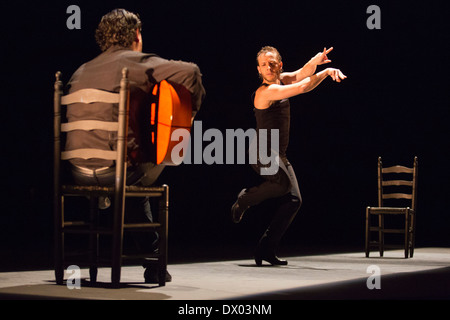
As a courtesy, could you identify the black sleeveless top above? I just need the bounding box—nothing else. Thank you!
[253,83,290,160]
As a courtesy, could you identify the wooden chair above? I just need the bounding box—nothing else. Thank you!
[53,68,169,287]
[365,156,418,258]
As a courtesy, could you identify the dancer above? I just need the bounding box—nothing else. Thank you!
[231,46,346,266]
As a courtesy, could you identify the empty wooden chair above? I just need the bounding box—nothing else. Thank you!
[365,156,418,258]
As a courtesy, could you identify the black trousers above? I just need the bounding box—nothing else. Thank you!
[237,158,302,253]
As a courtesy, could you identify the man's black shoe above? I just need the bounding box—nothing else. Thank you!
[144,268,172,284]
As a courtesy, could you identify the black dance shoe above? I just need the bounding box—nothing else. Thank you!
[254,253,288,266]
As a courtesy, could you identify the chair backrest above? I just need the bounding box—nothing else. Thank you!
[377,156,418,210]
[53,68,130,196]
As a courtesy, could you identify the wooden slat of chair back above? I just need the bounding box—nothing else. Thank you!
[382,193,413,200]
[61,88,120,105]
[382,180,413,187]
[61,120,119,132]
[382,165,414,174]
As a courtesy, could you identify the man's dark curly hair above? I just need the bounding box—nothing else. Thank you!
[95,9,142,52]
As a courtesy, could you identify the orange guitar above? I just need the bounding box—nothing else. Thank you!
[150,80,192,165]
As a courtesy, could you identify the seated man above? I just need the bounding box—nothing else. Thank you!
[65,8,206,283]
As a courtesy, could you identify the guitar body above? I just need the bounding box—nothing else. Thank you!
[150,80,192,165]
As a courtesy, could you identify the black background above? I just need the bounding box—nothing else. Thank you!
[1,0,449,269]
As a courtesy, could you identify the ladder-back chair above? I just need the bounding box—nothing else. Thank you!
[365,156,418,258]
[53,68,169,287]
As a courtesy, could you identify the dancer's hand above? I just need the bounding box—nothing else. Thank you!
[311,47,333,66]
[326,68,347,82]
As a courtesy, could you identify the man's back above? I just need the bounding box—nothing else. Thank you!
[65,46,205,168]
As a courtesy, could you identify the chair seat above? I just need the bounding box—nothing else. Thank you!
[367,207,414,214]
[62,184,166,197]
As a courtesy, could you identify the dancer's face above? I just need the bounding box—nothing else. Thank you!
[257,52,283,84]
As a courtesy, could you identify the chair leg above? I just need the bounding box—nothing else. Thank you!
[54,244,64,285]
[409,212,416,258]
[111,234,123,288]
[111,195,125,288]
[158,185,169,286]
[378,214,384,257]
[404,209,410,258]
[89,197,99,284]
[365,207,370,257]
[54,194,64,285]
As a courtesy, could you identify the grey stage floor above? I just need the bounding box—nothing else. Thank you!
[0,247,449,300]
